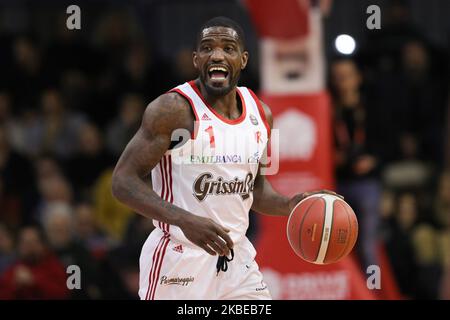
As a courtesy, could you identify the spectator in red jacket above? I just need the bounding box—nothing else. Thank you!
[0,226,69,299]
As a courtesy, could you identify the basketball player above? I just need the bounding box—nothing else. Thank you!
[111,17,338,300]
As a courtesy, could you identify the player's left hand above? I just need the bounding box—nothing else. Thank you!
[288,190,344,213]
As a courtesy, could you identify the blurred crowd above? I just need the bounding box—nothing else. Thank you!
[1,1,450,300]
[0,8,192,299]
[329,1,450,299]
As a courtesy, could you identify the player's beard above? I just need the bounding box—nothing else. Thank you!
[200,71,241,97]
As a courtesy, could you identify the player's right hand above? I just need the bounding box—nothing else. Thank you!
[178,214,234,256]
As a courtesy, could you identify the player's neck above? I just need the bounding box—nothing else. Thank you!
[196,80,241,120]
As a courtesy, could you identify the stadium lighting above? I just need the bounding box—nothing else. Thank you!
[335,34,356,55]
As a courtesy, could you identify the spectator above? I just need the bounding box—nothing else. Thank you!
[74,202,113,260]
[0,226,69,299]
[34,173,73,224]
[445,103,450,170]
[0,91,23,152]
[0,177,20,229]
[172,47,199,84]
[384,193,420,298]
[396,40,448,164]
[330,58,383,270]
[9,36,50,112]
[100,247,140,300]
[106,94,144,156]
[412,222,443,299]
[114,43,173,103]
[64,122,113,199]
[44,13,100,84]
[0,125,36,227]
[97,215,155,300]
[382,132,433,190]
[60,69,93,120]
[43,15,101,123]
[93,11,140,67]
[122,215,155,259]
[119,44,154,96]
[12,108,42,157]
[362,0,425,75]
[0,224,16,274]
[434,171,450,228]
[93,168,133,241]
[34,155,64,181]
[42,202,101,299]
[34,89,86,158]
[92,11,144,125]
[433,172,450,298]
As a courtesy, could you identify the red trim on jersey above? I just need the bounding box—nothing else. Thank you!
[148,233,170,300]
[168,155,173,205]
[150,234,170,300]
[146,153,175,299]
[164,155,173,232]
[159,156,172,232]
[163,156,169,204]
[188,81,247,125]
[169,88,199,139]
[159,159,166,201]
[145,233,166,300]
[158,158,166,232]
[248,88,271,138]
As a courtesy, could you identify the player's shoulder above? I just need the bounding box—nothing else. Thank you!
[142,92,193,133]
[147,91,192,114]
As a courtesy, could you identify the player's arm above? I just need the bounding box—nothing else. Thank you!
[111,93,233,256]
[251,101,296,217]
[251,101,339,217]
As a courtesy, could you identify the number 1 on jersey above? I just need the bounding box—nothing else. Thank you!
[205,125,215,148]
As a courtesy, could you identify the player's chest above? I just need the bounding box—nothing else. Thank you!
[187,121,268,166]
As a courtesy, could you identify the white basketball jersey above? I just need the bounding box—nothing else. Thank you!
[151,81,270,245]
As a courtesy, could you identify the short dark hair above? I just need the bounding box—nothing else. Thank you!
[196,16,246,49]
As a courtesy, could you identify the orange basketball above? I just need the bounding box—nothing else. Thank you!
[287,194,358,265]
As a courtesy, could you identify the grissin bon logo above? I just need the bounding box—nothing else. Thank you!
[193,172,255,201]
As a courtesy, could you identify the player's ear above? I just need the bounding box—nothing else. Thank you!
[241,51,249,70]
[193,51,199,69]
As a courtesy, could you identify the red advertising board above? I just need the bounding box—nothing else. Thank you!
[246,0,401,299]
[254,93,376,299]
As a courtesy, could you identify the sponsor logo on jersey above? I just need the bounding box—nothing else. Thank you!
[172,244,184,253]
[201,113,211,121]
[160,276,194,286]
[256,280,268,292]
[250,114,259,125]
[192,172,255,201]
[247,151,260,163]
[255,130,262,143]
[190,154,242,164]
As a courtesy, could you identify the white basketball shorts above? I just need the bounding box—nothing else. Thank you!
[138,227,271,300]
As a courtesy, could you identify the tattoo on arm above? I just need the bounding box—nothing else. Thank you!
[111,92,195,226]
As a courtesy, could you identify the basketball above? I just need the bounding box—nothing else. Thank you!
[287,194,358,265]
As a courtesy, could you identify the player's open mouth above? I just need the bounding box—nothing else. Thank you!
[207,66,229,84]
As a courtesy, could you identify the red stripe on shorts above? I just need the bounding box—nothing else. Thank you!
[150,234,170,300]
[145,233,166,300]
